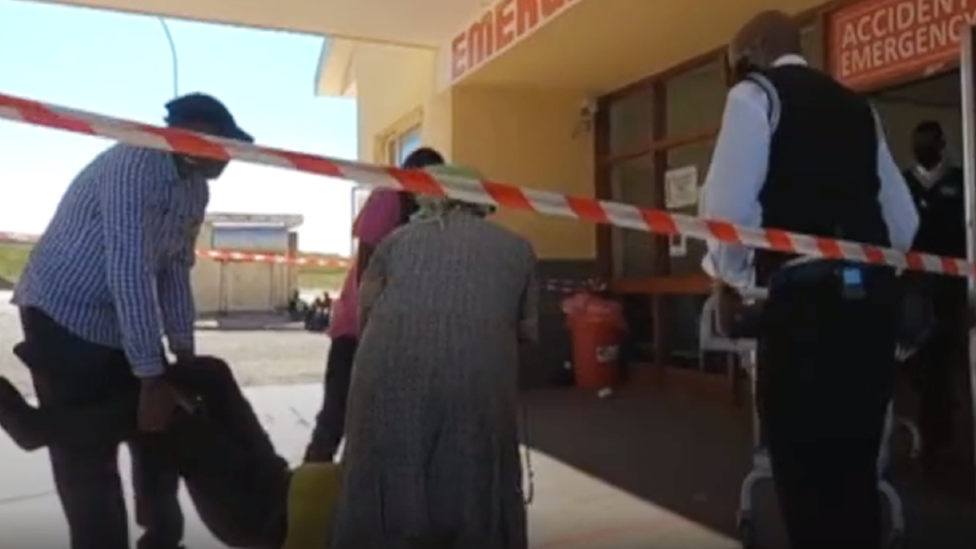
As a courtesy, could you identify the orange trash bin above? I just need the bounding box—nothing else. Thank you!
[562,293,627,390]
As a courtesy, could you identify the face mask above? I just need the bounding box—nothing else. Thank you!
[182,156,229,180]
[913,146,942,170]
[197,161,228,180]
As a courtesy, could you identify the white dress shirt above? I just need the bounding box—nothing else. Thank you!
[699,55,919,289]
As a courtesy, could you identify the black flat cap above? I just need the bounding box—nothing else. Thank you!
[164,93,253,143]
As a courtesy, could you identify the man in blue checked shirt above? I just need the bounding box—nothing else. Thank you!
[11,93,252,549]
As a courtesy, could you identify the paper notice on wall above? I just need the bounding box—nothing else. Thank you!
[665,165,699,209]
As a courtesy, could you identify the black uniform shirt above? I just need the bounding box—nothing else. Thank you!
[904,165,966,259]
[904,164,967,308]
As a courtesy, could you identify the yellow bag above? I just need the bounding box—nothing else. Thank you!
[280,462,342,549]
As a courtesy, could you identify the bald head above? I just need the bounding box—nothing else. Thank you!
[729,10,802,71]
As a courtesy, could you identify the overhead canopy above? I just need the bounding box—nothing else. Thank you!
[457,0,829,92]
[34,0,830,100]
[31,0,485,47]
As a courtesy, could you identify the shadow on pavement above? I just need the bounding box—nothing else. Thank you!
[520,387,976,549]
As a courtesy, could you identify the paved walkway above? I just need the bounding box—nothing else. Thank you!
[0,384,737,548]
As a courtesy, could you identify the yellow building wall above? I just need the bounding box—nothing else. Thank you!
[351,44,438,162]
[421,88,454,158]
[450,85,594,260]
[351,51,594,260]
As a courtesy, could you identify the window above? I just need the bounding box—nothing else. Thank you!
[349,186,372,256]
[609,154,661,277]
[595,14,826,375]
[397,125,423,163]
[384,124,423,166]
[665,59,725,137]
[609,89,654,154]
[601,56,727,281]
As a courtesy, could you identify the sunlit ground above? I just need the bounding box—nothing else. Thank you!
[0,289,333,396]
[0,383,736,548]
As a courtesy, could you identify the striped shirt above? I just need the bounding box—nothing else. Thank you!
[13,145,209,377]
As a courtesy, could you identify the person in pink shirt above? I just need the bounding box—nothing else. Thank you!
[304,147,445,462]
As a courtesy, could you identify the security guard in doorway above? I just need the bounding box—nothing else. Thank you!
[699,10,919,549]
[902,121,969,472]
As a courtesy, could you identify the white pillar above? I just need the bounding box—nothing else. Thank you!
[957,24,976,502]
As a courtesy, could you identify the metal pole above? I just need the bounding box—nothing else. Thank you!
[958,24,976,502]
[218,260,227,317]
[158,18,179,98]
[269,262,276,311]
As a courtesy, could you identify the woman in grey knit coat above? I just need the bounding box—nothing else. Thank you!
[329,170,538,549]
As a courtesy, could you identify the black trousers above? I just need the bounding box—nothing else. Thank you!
[306,335,358,460]
[756,274,897,549]
[18,307,182,549]
[16,331,291,549]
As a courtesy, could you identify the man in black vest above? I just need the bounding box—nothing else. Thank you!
[902,121,968,472]
[699,11,919,549]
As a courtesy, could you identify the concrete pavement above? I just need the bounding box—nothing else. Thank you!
[0,384,737,548]
[0,291,332,396]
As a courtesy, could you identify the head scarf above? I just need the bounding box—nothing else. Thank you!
[412,163,497,221]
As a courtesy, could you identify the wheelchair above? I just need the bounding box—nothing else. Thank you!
[698,290,918,549]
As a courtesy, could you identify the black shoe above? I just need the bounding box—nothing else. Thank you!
[0,377,46,451]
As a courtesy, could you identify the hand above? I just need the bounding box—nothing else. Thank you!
[172,348,194,365]
[137,377,179,433]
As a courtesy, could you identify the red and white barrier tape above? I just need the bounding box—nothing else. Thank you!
[0,91,971,278]
[0,236,593,289]
[0,232,351,268]
[195,249,350,267]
